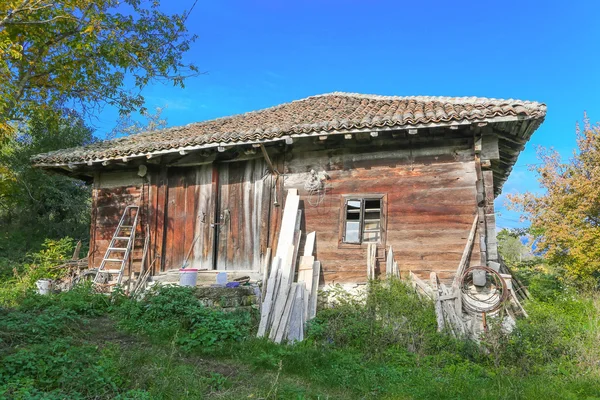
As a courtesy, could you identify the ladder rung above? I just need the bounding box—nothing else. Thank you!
[108,247,127,251]
[114,236,130,240]
[103,258,124,262]
[99,269,123,274]
[119,225,133,229]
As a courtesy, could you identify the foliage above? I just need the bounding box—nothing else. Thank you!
[0,111,94,274]
[115,285,253,351]
[0,237,75,306]
[0,0,198,139]
[309,279,442,356]
[497,228,534,267]
[0,279,599,399]
[108,106,168,139]
[508,116,600,286]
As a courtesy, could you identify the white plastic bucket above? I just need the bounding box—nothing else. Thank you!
[36,279,52,295]
[179,269,199,287]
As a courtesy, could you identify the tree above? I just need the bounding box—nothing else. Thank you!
[0,0,198,138]
[107,106,167,139]
[509,116,600,284]
[497,228,532,266]
[0,109,95,261]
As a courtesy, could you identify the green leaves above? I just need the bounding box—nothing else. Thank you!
[0,0,198,139]
[509,116,600,286]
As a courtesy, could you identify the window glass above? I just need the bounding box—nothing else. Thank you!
[343,197,383,244]
[345,221,361,243]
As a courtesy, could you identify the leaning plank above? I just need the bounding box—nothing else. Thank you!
[430,272,445,332]
[386,246,394,278]
[308,261,321,319]
[286,284,305,343]
[269,245,295,340]
[367,243,377,279]
[275,283,298,343]
[257,256,281,337]
[274,190,300,262]
[440,284,466,336]
[409,271,434,300]
[298,255,315,317]
[303,231,316,257]
[453,214,479,286]
[260,248,272,300]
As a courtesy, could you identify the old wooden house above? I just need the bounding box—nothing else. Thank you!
[33,93,546,285]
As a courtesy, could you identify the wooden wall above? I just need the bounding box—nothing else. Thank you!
[279,136,482,283]
[88,132,491,284]
[88,170,147,273]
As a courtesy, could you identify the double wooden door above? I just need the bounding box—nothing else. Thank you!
[163,158,272,271]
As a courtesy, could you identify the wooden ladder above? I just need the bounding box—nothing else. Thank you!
[94,205,139,286]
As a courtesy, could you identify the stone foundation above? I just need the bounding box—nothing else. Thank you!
[191,286,260,312]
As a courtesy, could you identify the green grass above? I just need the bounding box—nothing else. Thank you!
[1,281,599,399]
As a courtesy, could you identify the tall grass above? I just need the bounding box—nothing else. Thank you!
[1,278,599,399]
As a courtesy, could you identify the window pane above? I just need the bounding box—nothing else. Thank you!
[364,199,381,210]
[364,220,380,231]
[363,231,380,242]
[347,200,361,210]
[345,221,360,243]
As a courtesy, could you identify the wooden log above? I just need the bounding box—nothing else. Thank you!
[257,257,281,337]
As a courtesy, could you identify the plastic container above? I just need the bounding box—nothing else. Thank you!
[36,279,52,295]
[216,271,227,286]
[179,269,199,287]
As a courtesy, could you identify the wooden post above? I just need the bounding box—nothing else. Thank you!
[430,272,445,332]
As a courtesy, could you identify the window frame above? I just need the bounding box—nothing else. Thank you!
[338,193,387,248]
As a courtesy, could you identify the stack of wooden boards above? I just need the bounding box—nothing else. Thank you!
[258,189,321,343]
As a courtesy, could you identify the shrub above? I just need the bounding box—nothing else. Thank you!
[308,279,444,357]
[16,281,111,317]
[114,285,253,351]
[0,238,75,306]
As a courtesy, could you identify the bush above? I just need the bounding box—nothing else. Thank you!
[114,285,253,351]
[0,238,75,306]
[308,279,444,356]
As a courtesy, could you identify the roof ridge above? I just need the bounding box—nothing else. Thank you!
[134,92,546,139]
[309,91,546,106]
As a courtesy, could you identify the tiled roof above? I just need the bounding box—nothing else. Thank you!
[32,92,546,165]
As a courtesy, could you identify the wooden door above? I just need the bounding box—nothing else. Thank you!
[215,158,272,270]
[164,165,215,270]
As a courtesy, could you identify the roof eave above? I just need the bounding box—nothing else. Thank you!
[33,114,533,169]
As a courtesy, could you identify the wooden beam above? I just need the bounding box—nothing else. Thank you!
[408,129,418,135]
[344,134,353,140]
[370,131,378,138]
[259,144,280,176]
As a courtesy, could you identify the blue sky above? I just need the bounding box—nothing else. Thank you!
[97,0,600,229]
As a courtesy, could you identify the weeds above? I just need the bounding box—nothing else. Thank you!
[0,276,599,399]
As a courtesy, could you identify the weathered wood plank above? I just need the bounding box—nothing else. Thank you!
[257,257,281,337]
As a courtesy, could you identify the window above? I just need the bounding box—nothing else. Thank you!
[341,195,385,245]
